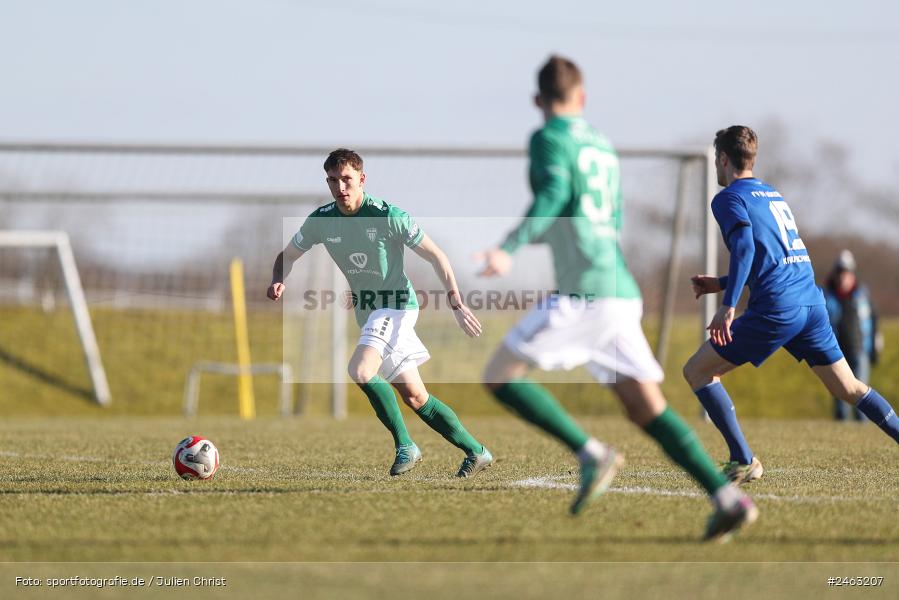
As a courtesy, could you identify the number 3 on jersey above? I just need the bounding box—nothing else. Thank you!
[577,147,619,238]
[768,200,806,252]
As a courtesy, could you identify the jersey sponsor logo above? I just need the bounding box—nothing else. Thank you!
[751,190,783,198]
[366,228,377,242]
[782,255,811,265]
[326,236,342,243]
[318,202,336,212]
[349,252,368,269]
[406,223,420,243]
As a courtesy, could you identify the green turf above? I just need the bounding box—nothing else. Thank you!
[3,415,898,599]
[1,416,896,564]
[2,305,897,419]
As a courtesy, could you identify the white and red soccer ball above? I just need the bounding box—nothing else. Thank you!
[173,436,220,480]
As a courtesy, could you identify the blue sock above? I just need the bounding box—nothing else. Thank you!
[856,388,899,444]
[694,382,753,464]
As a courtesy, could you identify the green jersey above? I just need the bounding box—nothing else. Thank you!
[292,193,424,326]
[501,115,641,299]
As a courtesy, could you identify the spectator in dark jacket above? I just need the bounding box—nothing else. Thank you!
[823,250,880,421]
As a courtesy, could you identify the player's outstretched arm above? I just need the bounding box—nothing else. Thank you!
[690,275,723,298]
[267,242,305,301]
[411,234,482,338]
[496,133,569,256]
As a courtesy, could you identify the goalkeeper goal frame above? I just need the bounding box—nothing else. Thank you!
[0,230,112,406]
[0,141,717,417]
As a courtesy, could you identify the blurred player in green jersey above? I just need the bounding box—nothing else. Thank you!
[269,149,492,479]
[478,56,755,541]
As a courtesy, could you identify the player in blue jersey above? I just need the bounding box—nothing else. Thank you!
[683,126,899,484]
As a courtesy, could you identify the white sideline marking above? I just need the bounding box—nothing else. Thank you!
[511,477,577,491]
[0,450,109,463]
[509,476,885,503]
[0,450,891,502]
[512,476,703,498]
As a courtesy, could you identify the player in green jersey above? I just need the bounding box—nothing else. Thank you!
[268,149,492,478]
[477,56,756,541]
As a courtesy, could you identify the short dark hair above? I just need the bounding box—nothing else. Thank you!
[323,148,363,173]
[537,55,583,103]
[714,126,758,171]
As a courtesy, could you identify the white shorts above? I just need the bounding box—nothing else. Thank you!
[358,308,431,382]
[502,297,664,384]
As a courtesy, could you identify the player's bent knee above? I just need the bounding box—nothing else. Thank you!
[614,379,666,428]
[401,390,429,410]
[623,403,652,428]
[348,364,378,385]
[681,362,693,384]
[481,365,506,391]
[682,358,705,390]
[838,379,869,404]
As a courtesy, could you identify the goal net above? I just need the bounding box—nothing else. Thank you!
[0,143,714,416]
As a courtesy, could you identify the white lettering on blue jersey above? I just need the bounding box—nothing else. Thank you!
[768,200,807,252]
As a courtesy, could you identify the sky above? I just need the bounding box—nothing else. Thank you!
[2,0,898,190]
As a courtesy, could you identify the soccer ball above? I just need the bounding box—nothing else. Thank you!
[172,436,220,480]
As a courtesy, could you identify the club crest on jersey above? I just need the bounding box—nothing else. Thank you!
[349,253,368,269]
[366,228,378,242]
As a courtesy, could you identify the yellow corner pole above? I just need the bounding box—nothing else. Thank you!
[230,258,256,419]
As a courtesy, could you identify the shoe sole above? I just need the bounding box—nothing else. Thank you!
[706,502,759,543]
[389,455,422,476]
[570,451,624,516]
[457,459,493,479]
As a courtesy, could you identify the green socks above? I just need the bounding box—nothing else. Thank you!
[359,376,413,448]
[415,395,483,456]
[644,407,728,494]
[491,381,727,496]
[359,379,481,456]
[492,379,589,452]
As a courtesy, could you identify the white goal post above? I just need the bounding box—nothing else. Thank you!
[0,230,112,406]
[613,146,718,365]
[0,141,718,417]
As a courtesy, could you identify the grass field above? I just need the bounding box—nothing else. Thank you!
[1,415,897,598]
[3,308,898,598]
[2,305,898,419]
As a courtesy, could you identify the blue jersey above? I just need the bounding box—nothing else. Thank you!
[712,178,824,312]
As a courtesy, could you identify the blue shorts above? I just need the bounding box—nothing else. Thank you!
[712,304,843,368]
